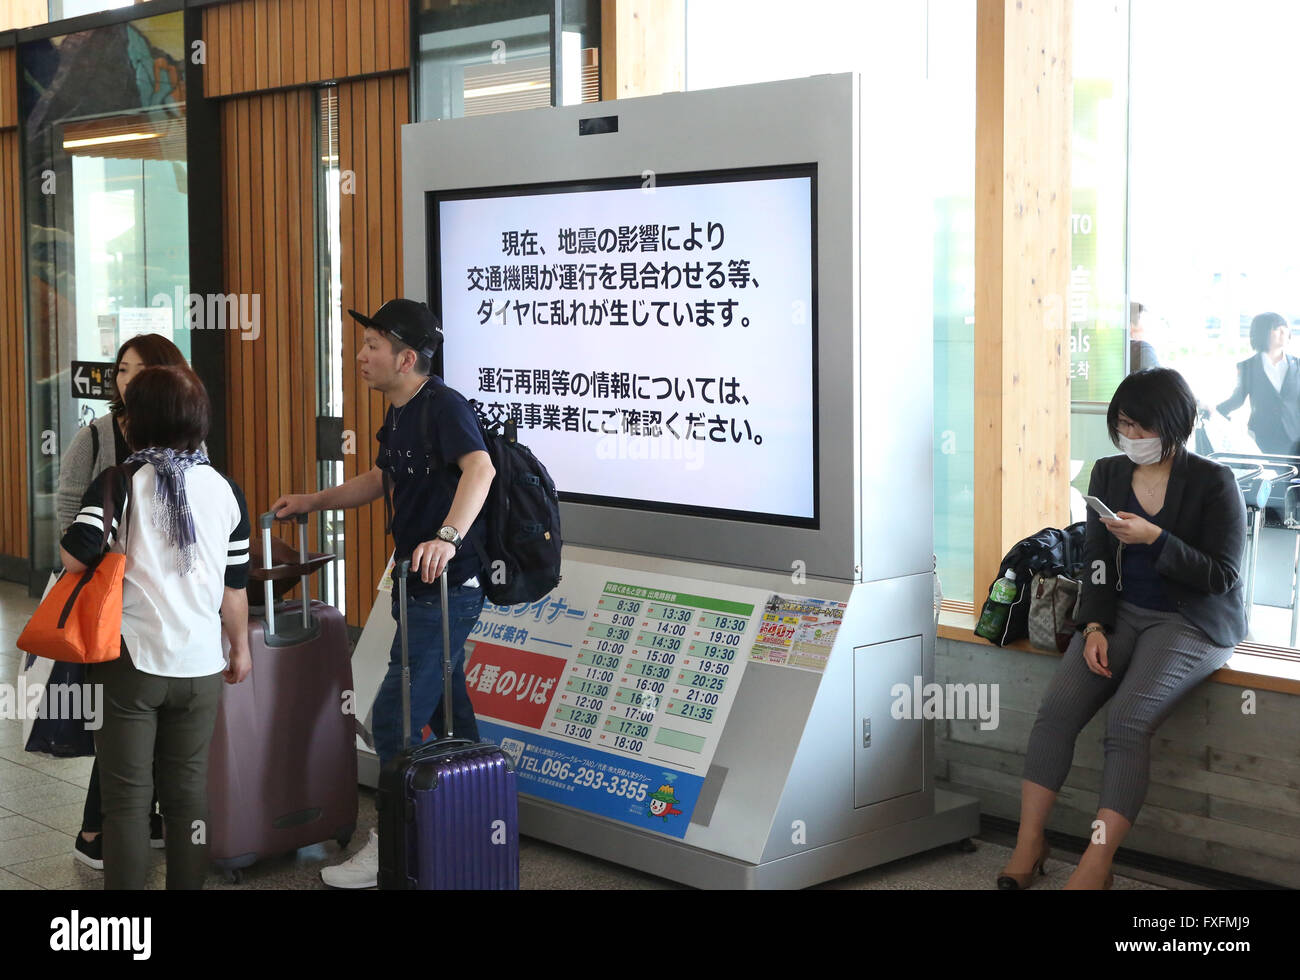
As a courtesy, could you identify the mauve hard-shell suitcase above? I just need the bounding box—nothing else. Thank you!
[377,560,519,890]
[206,513,358,883]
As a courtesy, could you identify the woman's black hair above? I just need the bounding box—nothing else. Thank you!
[1249,312,1287,353]
[108,333,190,416]
[1106,367,1197,461]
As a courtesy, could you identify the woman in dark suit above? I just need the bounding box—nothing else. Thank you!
[998,368,1246,889]
[1216,312,1300,455]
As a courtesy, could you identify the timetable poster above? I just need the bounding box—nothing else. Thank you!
[463,562,768,839]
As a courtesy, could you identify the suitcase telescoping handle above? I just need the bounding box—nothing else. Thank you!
[296,513,311,630]
[259,512,276,635]
[396,559,412,748]
[440,566,453,739]
[394,558,456,750]
[257,511,315,636]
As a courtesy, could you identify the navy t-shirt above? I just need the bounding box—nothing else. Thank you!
[376,376,488,593]
[1118,490,1175,612]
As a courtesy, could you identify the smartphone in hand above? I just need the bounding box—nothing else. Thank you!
[1084,495,1119,521]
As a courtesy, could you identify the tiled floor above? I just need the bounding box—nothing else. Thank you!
[0,581,1172,891]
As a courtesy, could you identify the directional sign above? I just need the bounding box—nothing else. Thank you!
[70,361,117,401]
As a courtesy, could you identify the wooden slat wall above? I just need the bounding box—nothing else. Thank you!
[202,0,408,97]
[0,122,28,561]
[0,47,17,128]
[219,88,318,573]
[973,0,1072,595]
[336,72,407,625]
[206,4,412,625]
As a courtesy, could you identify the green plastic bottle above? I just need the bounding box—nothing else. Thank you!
[974,569,1019,641]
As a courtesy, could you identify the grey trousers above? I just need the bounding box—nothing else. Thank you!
[90,648,223,890]
[1022,600,1234,824]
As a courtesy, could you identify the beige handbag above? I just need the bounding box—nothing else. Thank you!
[1028,572,1081,653]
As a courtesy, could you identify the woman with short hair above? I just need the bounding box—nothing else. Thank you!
[1216,311,1300,455]
[60,365,252,890]
[999,367,1246,889]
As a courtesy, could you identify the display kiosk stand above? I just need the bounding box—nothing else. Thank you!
[348,72,980,889]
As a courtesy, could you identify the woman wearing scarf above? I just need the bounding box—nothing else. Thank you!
[59,365,252,890]
[53,333,198,871]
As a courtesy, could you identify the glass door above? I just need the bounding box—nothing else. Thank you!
[21,12,189,577]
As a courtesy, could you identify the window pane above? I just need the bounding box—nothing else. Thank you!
[1068,0,1130,516]
[931,0,976,604]
[414,0,554,122]
[1127,0,1300,647]
[21,11,188,573]
[560,0,600,106]
[50,1,133,21]
[1069,0,1129,407]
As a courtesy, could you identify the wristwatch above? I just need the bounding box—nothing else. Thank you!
[437,525,462,550]
[1082,623,1105,637]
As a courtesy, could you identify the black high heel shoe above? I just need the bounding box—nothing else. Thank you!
[996,842,1050,890]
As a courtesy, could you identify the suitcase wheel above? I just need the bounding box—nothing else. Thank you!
[335,831,352,849]
[223,867,244,885]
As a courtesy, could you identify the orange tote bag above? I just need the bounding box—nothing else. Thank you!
[17,467,128,664]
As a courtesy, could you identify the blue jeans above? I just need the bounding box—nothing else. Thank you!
[372,584,486,767]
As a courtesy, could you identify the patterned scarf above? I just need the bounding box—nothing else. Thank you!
[124,447,210,576]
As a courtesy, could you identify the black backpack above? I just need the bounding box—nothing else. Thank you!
[981,522,1086,646]
[466,405,563,605]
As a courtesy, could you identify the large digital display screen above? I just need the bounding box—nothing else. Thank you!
[430,166,817,526]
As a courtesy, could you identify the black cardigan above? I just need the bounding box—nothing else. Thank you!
[1075,449,1247,648]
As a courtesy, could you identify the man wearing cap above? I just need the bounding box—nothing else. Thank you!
[270,298,495,889]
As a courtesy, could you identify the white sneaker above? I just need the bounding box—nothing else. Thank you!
[321,828,378,889]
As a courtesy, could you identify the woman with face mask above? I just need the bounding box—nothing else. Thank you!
[997,367,1246,890]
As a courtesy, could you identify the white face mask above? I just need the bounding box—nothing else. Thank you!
[1119,434,1164,465]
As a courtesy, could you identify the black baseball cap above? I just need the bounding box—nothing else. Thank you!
[347,299,442,359]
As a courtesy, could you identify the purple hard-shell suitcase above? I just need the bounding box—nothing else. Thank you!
[206,513,358,883]
[377,559,519,890]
